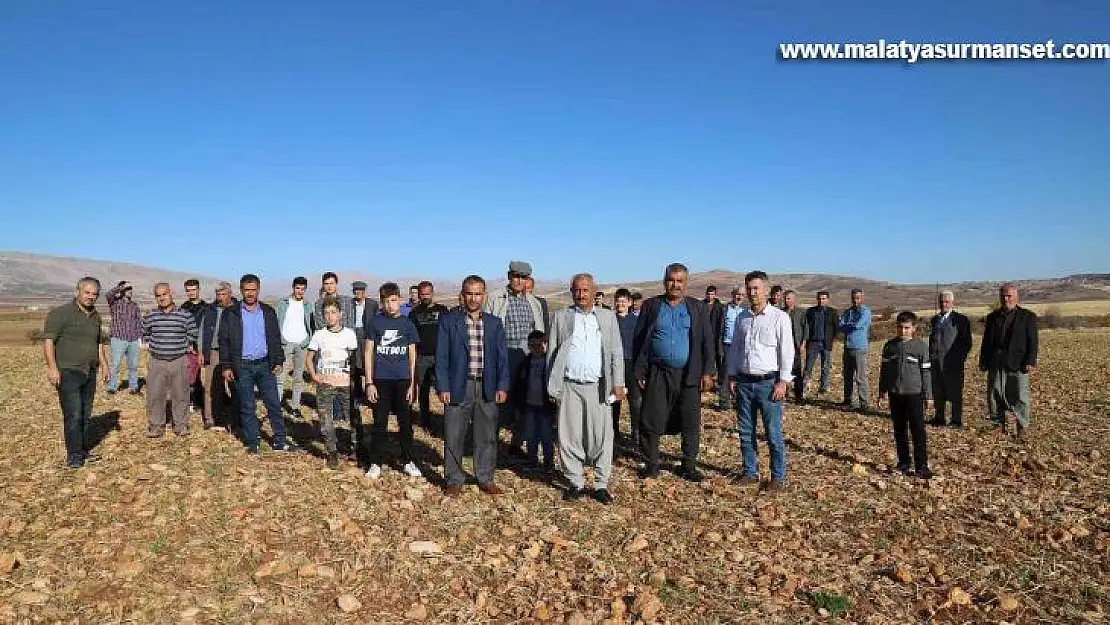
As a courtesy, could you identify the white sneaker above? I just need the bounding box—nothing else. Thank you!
[402,462,422,478]
[365,464,382,479]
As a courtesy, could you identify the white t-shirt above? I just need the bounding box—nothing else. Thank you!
[281,299,309,344]
[308,327,358,386]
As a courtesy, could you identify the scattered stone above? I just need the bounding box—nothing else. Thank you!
[336,594,361,613]
[13,591,48,605]
[408,540,442,555]
[405,602,428,621]
[893,565,913,584]
[998,593,1020,612]
[0,552,22,574]
[253,560,292,579]
[297,564,317,578]
[948,587,973,606]
[930,562,946,578]
[627,535,649,552]
[404,488,424,503]
[531,602,552,621]
[851,463,867,476]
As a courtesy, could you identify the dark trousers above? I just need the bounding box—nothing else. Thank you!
[931,367,965,424]
[639,364,701,471]
[803,342,832,393]
[415,355,437,423]
[716,344,731,406]
[791,346,804,402]
[236,359,287,450]
[611,358,642,438]
[504,347,528,447]
[444,378,499,487]
[369,378,414,466]
[58,368,97,462]
[890,393,928,471]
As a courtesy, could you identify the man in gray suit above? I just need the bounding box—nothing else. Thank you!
[929,290,972,427]
[546,273,626,505]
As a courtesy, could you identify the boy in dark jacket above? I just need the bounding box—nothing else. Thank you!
[514,330,556,472]
[878,311,934,478]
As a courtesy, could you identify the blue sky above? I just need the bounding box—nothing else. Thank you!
[1,1,1107,285]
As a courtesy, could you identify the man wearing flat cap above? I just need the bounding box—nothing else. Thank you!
[484,261,548,457]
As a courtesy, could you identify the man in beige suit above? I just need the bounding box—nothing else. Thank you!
[546,273,625,504]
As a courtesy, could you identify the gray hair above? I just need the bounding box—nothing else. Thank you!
[215,281,232,293]
[76,277,101,291]
[939,290,955,301]
[663,263,689,279]
[783,289,796,297]
[999,283,1018,294]
[570,273,596,288]
[153,282,171,294]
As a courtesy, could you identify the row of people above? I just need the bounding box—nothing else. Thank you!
[43,267,1039,498]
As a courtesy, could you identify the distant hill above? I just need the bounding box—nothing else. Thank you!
[1,252,1107,314]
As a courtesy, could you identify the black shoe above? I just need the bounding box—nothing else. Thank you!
[929,418,946,427]
[106,389,117,396]
[327,452,339,470]
[508,447,528,459]
[949,421,963,428]
[275,443,302,453]
[639,466,660,480]
[916,467,935,480]
[592,489,613,505]
[897,465,914,476]
[129,389,142,396]
[246,447,260,455]
[677,466,704,483]
[66,456,84,469]
[291,408,302,419]
[563,486,584,501]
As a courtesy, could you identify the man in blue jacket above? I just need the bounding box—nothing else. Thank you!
[436,275,510,496]
[839,288,873,411]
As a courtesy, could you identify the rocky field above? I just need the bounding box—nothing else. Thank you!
[0,331,1107,624]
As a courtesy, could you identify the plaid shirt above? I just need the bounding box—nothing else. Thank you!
[466,313,484,378]
[107,285,143,341]
[504,291,534,346]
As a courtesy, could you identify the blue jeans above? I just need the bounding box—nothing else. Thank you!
[803,342,832,393]
[523,405,555,467]
[236,359,287,450]
[736,376,786,481]
[108,338,140,391]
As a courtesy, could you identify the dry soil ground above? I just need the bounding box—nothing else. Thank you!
[0,329,1107,624]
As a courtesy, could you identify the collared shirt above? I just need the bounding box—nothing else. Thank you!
[651,299,690,368]
[241,302,267,360]
[728,304,795,383]
[722,303,745,344]
[504,290,534,347]
[565,307,603,383]
[616,312,636,360]
[465,313,484,378]
[43,300,103,374]
[107,286,143,341]
[355,300,366,329]
[143,306,198,361]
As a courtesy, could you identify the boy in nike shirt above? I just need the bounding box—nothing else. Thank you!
[307,297,358,469]
[364,282,421,479]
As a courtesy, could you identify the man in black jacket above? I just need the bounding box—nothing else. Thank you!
[800,291,839,399]
[219,274,298,454]
[632,263,716,482]
[980,284,1038,440]
[929,290,972,427]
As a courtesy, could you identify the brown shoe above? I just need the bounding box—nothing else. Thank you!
[443,485,463,497]
[734,475,760,487]
[763,480,785,493]
[1015,424,1028,443]
[479,483,503,496]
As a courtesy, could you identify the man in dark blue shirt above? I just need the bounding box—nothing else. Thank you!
[632,264,716,482]
[611,288,641,447]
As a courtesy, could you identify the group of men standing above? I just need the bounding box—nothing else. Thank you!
[43,268,1039,494]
